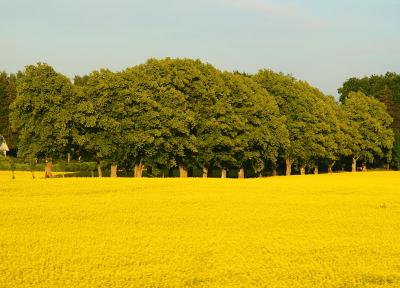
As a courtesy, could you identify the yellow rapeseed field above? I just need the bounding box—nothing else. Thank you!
[0,171,399,287]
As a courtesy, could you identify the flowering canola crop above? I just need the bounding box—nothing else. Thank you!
[0,171,399,287]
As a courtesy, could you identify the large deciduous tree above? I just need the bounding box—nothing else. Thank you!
[341,92,394,171]
[72,69,127,177]
[9,63,75,177]
[220,72,288,177]
[254,70,338,175]
[123,58,196,177]
[120,65,168,177]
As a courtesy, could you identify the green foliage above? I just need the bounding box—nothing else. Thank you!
[73,75,89,87]
[122,59,197,170]
[9,63,75,160]
[254,70,340,170]
[338,73,400,133]
[0,156,41,172]
[0,71,18,150]
[120,59,288,173]
[72,69,126,164]
[0,156,97,174]
[342,92,394,163]
[5,59,398,175]
[218,72,288,171]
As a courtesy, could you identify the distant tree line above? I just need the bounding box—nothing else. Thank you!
[0,59,397,177]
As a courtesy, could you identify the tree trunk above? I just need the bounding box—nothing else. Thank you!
[221,168,227,178]
[110,164,118,177]
[238,167,245,179]
[352,157,357,172]
[67,153,71,164]
[272,161,277,176]
[179,164,188,178]
[300,164,306,175]
[202,167,208,178]
[285,158,291,176]
[44,161,53,178]
[328,161,335,174]
[134,161,144,178]
[97,163,102,177]
[362,162,367,172]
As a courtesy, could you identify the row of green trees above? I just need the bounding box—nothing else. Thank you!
[1,59,396,177]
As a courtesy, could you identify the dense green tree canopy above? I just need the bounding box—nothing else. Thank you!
[73,69,127,164]
[338,72,400,131]
[338,73,400,169]
[220,72,288,174]
[5,59,398,177]
[9,63,74,160]
[254,70,341,174]
[342,91,394,168]
[127,58,197,173]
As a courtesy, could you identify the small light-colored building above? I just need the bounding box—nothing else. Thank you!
[0,135,10,157]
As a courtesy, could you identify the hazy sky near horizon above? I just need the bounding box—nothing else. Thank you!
[1,0,399,96]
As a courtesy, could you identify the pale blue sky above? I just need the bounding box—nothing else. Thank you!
[1,0,399,96]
